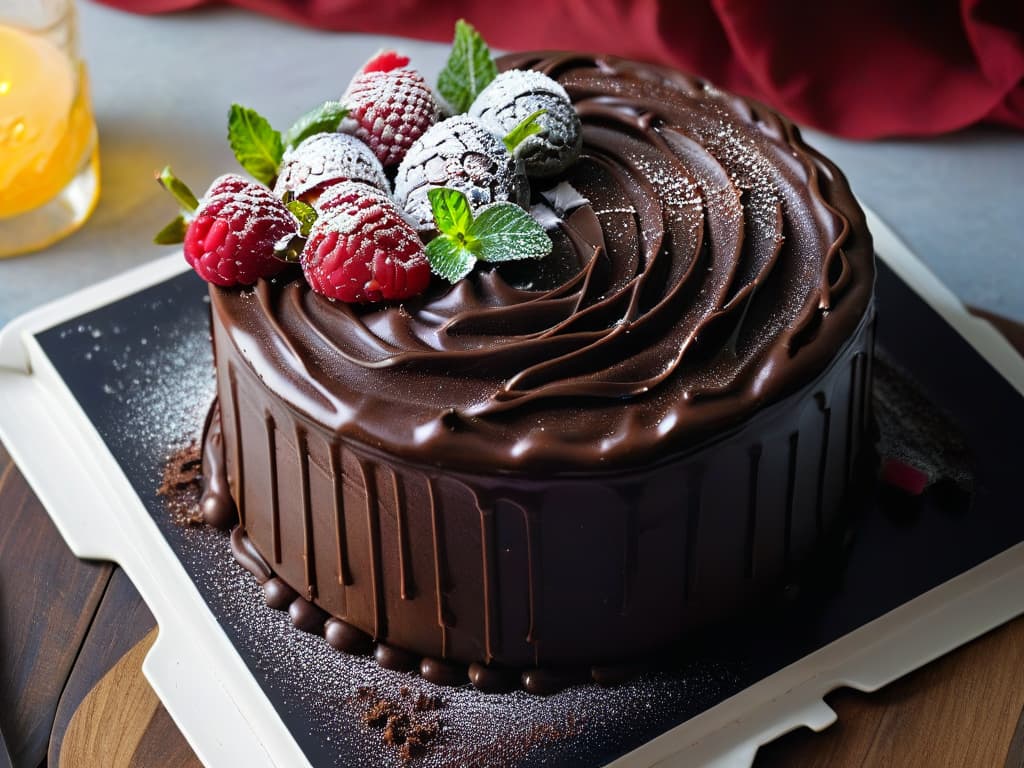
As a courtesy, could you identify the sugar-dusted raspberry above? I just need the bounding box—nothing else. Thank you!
[360,49,410,74]
[274,132,389,203]
[469,69,582,178]
[302,181,431,303]
[183,174,295,287]
[393,115,529,233]
[341,65,442,168]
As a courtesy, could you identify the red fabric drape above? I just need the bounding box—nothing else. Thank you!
[96,0,1024,138]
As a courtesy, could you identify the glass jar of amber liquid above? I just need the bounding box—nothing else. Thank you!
[0,0,99,257]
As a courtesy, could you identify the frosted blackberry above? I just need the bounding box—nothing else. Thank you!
[469,69,582,178]
[394,115,529,233]
[274,132,389,202]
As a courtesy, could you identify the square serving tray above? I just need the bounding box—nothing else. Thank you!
[1,208,1022,768]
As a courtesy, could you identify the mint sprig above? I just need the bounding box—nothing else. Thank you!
[156,165,198,212]
[153,166,198,244]
[425,188,552,283]
[153,215,188,245]
[283,101,349,150]
[503,109,547,154]
[228,101,354,185]
[437,20,497,114]
[227,104,283,186]
[286,199,318,236]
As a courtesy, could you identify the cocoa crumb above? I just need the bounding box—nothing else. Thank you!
[157,440,203,524]
[362,700,398,728]
[413,692,442,712]
[382,713,407,744]
[352,684,446,761]
[400,717,440,760]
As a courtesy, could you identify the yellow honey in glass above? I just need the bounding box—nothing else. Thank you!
[0,21,99,257]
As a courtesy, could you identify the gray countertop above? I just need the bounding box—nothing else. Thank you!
[2,1,1021,325]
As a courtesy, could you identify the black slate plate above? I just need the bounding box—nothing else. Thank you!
[32,260,1024,767]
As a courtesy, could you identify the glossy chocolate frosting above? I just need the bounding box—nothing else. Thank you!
[210,52,873,474]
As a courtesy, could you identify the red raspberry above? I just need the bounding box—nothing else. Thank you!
[342,64,442,168]
[361,50,410,74]
[301,181,431,303]
[184,174,296,287]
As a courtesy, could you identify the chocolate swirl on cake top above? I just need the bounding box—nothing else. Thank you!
[211,53,873,472]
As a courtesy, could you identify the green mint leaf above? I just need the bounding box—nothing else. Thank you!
[437,19,497,113]
[153,214,188,245]
[155,166,198,212]
[286,199,318,237]
[283,100,349,150]
[468,202,553,263]
[503,108,547,154]
[428,187,474,239]
[227,104,283,185]
[426,235,477,283]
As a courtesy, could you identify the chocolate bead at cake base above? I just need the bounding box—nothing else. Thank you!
[468,663,520,693]
[324,618,373,654]
[288,597,328,634]
[199,492,236,530]
[376,643,419,672]
[263,577,298,610]
[199,402,236,530]
[420,657,468,687]
[521,667,590,696]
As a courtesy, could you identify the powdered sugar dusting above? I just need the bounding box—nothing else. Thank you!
[37,263,988,768]
[275,133,389,199]
[469,69,582,178]
[627,153,702,226]
[172,524,744,768]
[342,68,442,167]
[691,112,781,235]
[394,115,529,232]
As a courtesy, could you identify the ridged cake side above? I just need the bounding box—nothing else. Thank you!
[208,303,874,678]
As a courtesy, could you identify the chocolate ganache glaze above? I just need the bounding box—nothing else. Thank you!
[205,53,876,690]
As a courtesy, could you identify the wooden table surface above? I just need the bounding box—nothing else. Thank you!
[2,310,1023,768]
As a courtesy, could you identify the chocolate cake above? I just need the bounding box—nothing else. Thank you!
[197,52,875,693]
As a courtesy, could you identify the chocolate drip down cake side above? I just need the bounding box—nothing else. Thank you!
[157,36,875,695]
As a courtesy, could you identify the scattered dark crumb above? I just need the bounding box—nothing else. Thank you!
[383,713,409,745]
[157,440,203,524]
[413,692,442,712]
[353,685,446,762]
[400,717,441,761]
[362,700,398,728]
